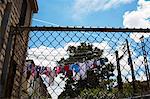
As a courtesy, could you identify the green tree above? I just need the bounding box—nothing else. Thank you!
[58,42,115,99]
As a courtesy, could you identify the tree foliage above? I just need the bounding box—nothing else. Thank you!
[58,42,150,99]
[58,42,115,99]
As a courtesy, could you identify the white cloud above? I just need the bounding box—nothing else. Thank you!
[27,46,67,69]
[93,41,111,50]
[123,0,150,42]
[72,0,134,20]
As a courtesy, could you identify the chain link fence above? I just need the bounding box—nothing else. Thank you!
[12,27,150,99]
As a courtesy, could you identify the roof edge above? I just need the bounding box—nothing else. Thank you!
[29,0,38,13]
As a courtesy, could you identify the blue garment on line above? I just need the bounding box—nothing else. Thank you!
[70,64,80,73]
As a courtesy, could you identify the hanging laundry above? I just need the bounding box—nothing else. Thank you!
[71,64,80,80]
[61,65,65,75]
[27,64,32,71]
[36,66,41,78]
[96,59,102,70]
[26,64,32,79]
[72,70,80,81]
[64,65,69,72]
[79,62,87,80]
[69,64,72,70]
[51,69,56,77]
[26,63,35,80]
[66,70,73,78]
[31,64,35,79]
[86,60,93,69]
[56,66,62,74]
[70,64,80,81]
[40,66,55,86]
[45,67,51,76]
[86,59,94,69]
[71,64,80,73]
[63,65,69,76]
[72,69,76,79]
[76,73,80,80]
[49,70,55,86]
[45,67,55,86]
[91,59,97,69]
[41,66,47,74]
[97,59,101,66]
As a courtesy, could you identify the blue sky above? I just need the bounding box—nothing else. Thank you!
[29,0,150,61]
[30,0,139,49]
[32,0,137,27]
[31,0,150,48]
[29,0,150,62]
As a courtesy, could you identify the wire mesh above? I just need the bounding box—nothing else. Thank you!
[12,27,150,99]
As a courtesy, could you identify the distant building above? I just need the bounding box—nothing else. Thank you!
[0,0,38,98]
[29,76,51,99]
[21,60,35,98]
[21,60,51,99]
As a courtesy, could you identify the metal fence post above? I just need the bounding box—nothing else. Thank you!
[126,39,136,95]
[140,36,150,88]
[115,51,123,96]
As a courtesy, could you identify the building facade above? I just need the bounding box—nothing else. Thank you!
[0,0,38,98]
[21,60,51,99]
[27,77,51,99]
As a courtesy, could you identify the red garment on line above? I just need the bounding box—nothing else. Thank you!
[64,65,69,72]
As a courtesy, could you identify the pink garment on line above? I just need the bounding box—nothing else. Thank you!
[56,66,61,74]
[45,67,51,76]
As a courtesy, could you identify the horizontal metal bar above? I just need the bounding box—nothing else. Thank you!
[13,26,150,32]
[126,94,150,99]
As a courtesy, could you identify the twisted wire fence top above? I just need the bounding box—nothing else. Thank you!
[13,26,150,32]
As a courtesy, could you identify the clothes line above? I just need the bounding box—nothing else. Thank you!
[25,57,109,86]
